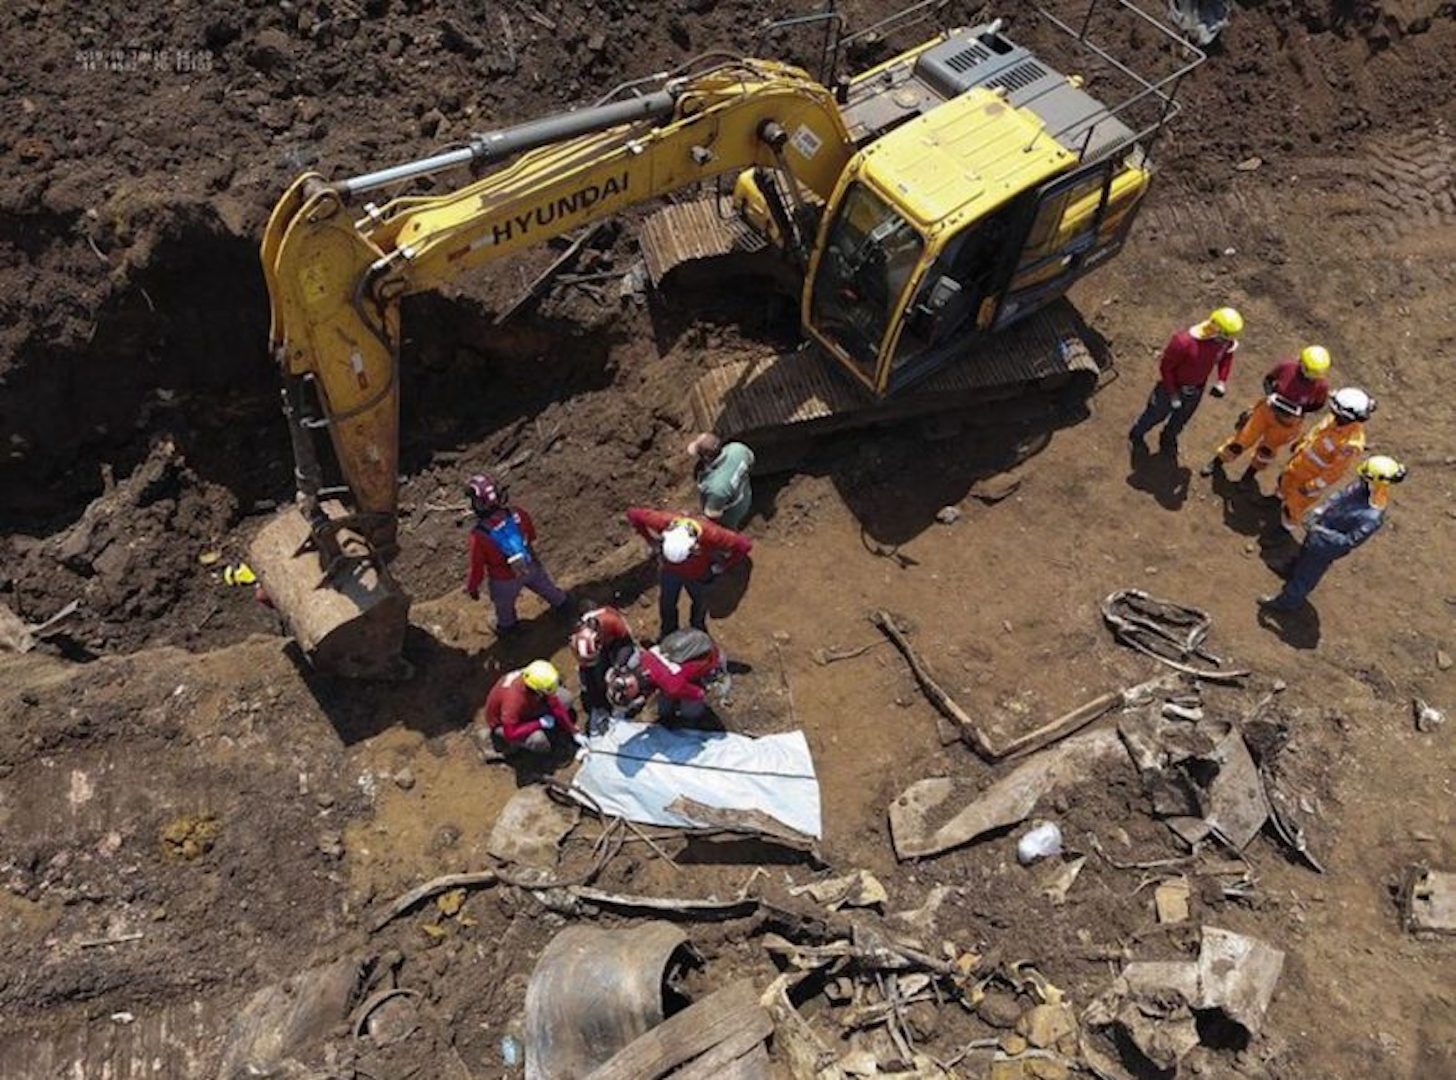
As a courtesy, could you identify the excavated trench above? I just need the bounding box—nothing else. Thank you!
[0,211,627,656]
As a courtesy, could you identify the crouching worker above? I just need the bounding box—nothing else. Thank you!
[479,660,577,758]
[570,605,637,731]
[606,629,728,723]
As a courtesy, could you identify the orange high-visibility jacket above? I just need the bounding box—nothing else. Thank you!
[1283,416,1366,494]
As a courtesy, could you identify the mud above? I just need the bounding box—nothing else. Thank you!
[3,0,1456,1077]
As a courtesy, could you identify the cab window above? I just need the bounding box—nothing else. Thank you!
[809,183,925,371]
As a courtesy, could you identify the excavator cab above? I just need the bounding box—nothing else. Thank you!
[803,87,1150,397]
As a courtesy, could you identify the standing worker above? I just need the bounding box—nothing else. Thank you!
[1128,307,1243,456]
[463,473,571,634]
[626,507,753,636]
[570,605,637,729]
[1259,456,1406,612]
[1276,387,1375,529]
[1202,346,1331,482]
[479,660,578,756]
[688,433,756,530]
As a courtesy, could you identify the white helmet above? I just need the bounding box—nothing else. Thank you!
[1330,387,1374,423]
[661,525,697,564]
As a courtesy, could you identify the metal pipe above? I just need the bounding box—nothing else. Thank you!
[338,90,679,198]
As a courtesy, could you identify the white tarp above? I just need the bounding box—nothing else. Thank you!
[571,722,822,839]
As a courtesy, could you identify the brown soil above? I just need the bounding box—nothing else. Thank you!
[3,0,1456,1077]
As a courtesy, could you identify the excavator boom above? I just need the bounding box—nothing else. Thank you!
[253,60,855,676]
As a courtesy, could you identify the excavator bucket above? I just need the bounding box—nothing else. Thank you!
[249,504,412,680]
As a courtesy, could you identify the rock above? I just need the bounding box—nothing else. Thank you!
[418,108,445,138]
[318,831,345,859]
[1155,878,1192,923]
[1016,1002,1077,1053]
[977,990,1023,1029]
[1414,698,1447,732]
[906,1000,939,1041]
[366,994,420,1047]
[1437,649,1452,671]
[586,32,606,51]
[314,791,335,808]
[439,18,485,57]
[393,767,415,791]
[244,28,292,73]
[935,505,962,524]
[1234,156,1263,171]
[824,976,855,1004]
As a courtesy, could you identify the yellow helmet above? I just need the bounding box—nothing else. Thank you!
[1357,455,1407,485]
[1207,307,1244,338]
[522,660,562,694]
[1299,345,1332,378]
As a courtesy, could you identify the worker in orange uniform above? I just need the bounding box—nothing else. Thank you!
[1202,346,1331,481]
[1276,386,1375,529]
[1129,307,1243,456]
[626,508,753,636]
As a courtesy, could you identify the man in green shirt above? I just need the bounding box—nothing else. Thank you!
[688,433,755,530]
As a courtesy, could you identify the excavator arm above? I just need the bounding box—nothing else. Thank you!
[255,59,853,676]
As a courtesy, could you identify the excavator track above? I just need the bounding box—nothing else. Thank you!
[688,299,1102,471]
[639,196,768,287]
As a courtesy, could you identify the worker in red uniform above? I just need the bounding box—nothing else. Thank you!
[1128,307,1243,456]
[606,629,728,723]
[626,508,753,636]
[1203,345,1331,482]
[480,660,577,756]
[462,473,571,634]
[570,605,637,729]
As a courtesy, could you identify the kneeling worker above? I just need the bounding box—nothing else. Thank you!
[606,629,727,723]
[480,660,577,756]
[571,605,637,729]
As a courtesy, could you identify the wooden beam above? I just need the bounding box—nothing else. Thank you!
[585,979,770,1080]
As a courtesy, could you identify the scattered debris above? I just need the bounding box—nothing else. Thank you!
[1017,821,1064,866]
[969,471,1025,503]
[488,785,580,869]
[525,922,693,1079]
[1041,857,1087,906]
[811,640,888,666]
[1436,648,1452,671]
[872,609,998,760]
[586,978,771,1080]
[159,814,220,861]
[1413,698,1446,733]
[889,730,1127,859]
[0,598,80,653]
[1086,927,1284,1072]
[217,957,366,1079]
[1102,590,1250,682]
[1402,866,1456,934]
[935,505,962,525]
[1153,878,1191,924]
[789,870,888,911]
[1233,155,1264,171]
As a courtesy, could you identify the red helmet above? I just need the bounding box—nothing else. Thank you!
[466,473,505,514]
[606,669,643,708]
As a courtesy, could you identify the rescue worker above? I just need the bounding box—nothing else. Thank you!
[480,660,578,756]
[1203,345,1331,481]
[626,507,753,636]
[688,433,755,530]
[463,473,571,634]
[1259,455,1406,611]
[570,605,637,729]
[606,629,727,723]
[1128,307,1243,455]
[1276,387,1375,529]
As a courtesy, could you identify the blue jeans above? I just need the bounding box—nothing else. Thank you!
[1130,384,1203,442]
[1272,540,1340,608]
[659,571,709,636]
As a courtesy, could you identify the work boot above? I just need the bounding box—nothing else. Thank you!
[1257,593,1298,612]
[1128,429,1148,454]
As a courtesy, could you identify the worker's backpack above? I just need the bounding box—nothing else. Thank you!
[476,511,533,576]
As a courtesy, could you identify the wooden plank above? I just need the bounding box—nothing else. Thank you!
[666,1004,772,1080]
[586,979,768,1080]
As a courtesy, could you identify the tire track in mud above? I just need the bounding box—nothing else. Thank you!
[1143,129,1456,250]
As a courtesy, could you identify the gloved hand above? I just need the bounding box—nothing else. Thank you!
[1210,381,1226,398]
[538,715,555,731]
[465,586,480,601]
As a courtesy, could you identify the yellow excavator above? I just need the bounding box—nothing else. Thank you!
[252,2,1203,678]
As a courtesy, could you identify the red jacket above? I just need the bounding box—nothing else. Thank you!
[1263,359,1328,414]
[1159,328,1237,393]
[466,507,538,591]
[626,508,752,582]
[484,669,575,744]
[641,641,723,703]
